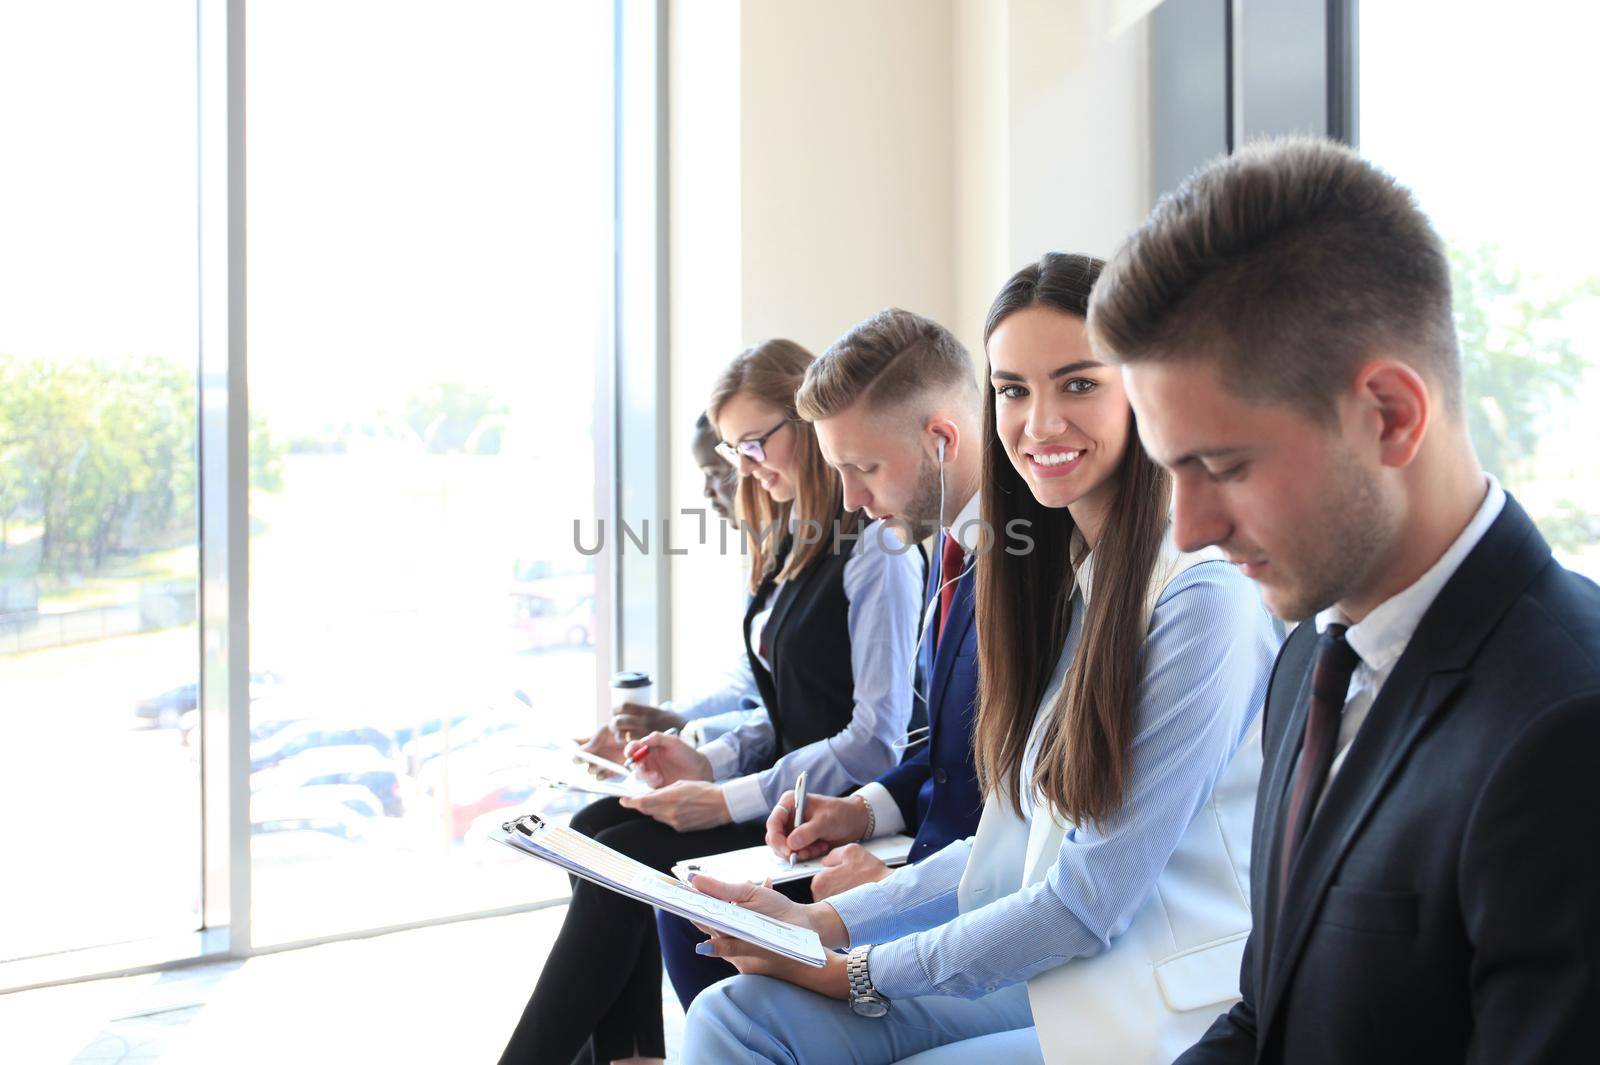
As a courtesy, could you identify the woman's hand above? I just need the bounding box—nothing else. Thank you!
[810,844,893,901]
[686,875,850,996]
[765,792,871,863]
[624,731,713,788]
[697,934,850,999]
[620,781,729,831]
[688,872,851,950]
[610,702,686,743]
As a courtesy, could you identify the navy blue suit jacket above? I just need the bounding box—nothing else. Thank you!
[876,540,983,863]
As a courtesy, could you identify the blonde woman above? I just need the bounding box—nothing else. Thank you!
[500,339,923,1065]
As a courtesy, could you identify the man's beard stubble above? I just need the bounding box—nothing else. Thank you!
[901,453,947,540]
[1273,449,1398,622]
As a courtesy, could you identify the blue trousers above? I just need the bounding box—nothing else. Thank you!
[680,973,1041,1064]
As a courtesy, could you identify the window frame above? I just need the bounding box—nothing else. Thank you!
[0,0,653,993]
[1150,0,1358,202]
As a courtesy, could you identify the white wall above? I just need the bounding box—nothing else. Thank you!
[1006,1,1150,263]
[952,0,1012,359]
[738,2,958,353]
[664,0,1150,698]
[954,0,1150,359]
[666,0,745,699]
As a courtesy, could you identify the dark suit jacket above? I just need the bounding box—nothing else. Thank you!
[875,539,983,863]
[1177,495,1600,1065]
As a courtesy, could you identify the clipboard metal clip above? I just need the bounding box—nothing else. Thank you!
[503,813,546,836]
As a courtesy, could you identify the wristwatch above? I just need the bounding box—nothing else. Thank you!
[846,944,890,1018]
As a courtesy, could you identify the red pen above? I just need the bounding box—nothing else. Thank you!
[627,726,680,764]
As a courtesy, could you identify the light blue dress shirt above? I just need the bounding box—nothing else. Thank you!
[675,519,924,824]
[827,559,1277,1001]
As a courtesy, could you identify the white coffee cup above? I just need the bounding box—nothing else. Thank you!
[610,670,655,717]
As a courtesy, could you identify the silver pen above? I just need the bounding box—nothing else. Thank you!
[789,770,808,868]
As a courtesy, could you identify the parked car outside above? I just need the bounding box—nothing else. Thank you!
[510,593,594,651]
[249,720,396,773]
[135,670,282,728]
[251,746,412,817]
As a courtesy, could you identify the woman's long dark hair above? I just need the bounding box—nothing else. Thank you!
[973,252,1172,824]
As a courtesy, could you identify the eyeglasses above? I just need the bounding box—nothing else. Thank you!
[715,419,791,466]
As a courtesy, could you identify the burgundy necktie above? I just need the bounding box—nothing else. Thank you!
[1277,624,1361,914]
[936,532,964,646]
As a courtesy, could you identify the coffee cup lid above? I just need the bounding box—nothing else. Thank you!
[611,671,653,688]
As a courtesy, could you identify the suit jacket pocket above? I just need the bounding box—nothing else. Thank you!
[1152,931,1248,1012]
[1322,885,1419,935]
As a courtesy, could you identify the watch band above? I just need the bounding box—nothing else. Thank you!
[846,944,890,1017]
[847,944,874,996]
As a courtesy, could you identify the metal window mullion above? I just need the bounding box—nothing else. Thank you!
[197,0,250,958]
[613,0,670,706]
[1327,0,1359,147]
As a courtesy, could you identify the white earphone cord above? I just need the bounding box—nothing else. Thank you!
[898,433,975,751]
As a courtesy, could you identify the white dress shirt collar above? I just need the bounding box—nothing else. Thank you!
[1316,475,1506,674]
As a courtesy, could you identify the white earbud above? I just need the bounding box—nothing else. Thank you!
[935,435,947,463]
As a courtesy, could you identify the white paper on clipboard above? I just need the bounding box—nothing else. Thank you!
[672,834,915,886]
[496,814,828,967]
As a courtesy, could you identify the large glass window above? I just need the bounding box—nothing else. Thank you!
[1360,1,1600,579]
[245,2,615,944]
[0,2,204,962]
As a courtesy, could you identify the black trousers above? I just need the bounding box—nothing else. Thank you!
[498,797,764,1065]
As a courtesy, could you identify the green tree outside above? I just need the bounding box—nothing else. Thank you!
[0,354,283,579]
[1451,242,1600,557]
[403,381,509,455]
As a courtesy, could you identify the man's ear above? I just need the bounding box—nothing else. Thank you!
[1354,359,1430,469]
[925,416,957,464]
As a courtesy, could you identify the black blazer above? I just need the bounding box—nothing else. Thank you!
[1178,495,1600,1065]
[742,531,859,756]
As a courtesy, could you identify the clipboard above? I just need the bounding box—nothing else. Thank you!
[496,814,828,967]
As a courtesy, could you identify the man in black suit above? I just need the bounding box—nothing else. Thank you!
[1089,136,1600,1063]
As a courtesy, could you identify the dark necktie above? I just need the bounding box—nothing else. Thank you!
[936,532,964,647]
[1277,624,1361,913]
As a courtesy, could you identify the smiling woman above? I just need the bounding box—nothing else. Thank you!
[989,323,1128,535]
[978,252,1171,827]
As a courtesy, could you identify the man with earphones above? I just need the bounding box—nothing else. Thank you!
[763,306,987,897]
[653,308,989,1012]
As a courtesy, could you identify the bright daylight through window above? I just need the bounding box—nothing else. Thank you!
[246,1,615,945]
[1361,1,1600,580]
[0,0,619,968]
[0,2,204,963]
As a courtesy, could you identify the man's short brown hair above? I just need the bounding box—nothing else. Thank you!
[1087,137,1461,421]
[796,307,975,423]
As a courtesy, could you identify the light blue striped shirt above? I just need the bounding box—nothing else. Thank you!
[827,559,1277,1001]
[678,519,924,824]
